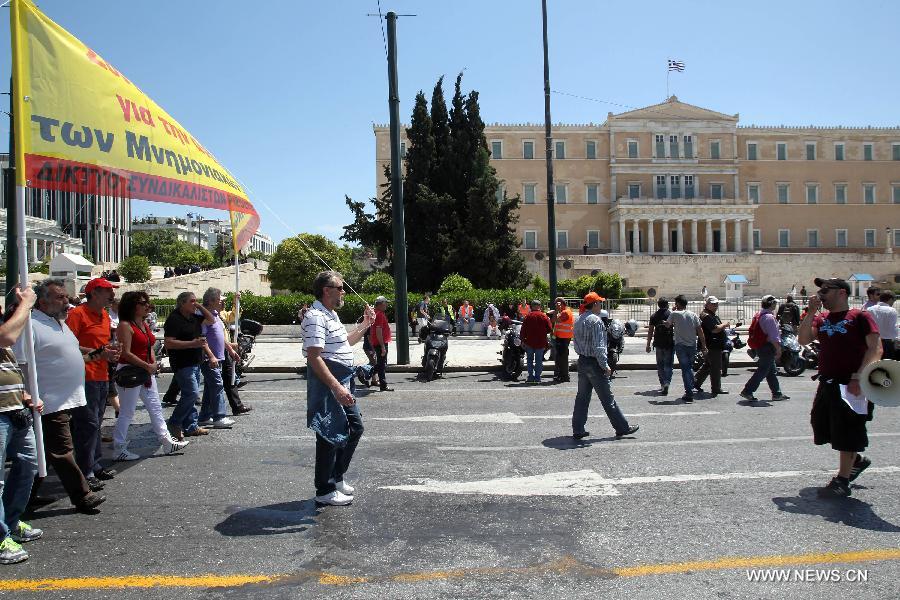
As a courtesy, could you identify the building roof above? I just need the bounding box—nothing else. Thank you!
[724,274,750,284]
[608,95,738,123]
[848,273,874,281]
[49,253,94,272]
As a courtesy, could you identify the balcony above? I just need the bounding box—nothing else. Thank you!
[616,196,751,206]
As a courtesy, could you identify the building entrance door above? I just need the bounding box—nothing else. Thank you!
[670,230,679,252]
[713,231,722,252]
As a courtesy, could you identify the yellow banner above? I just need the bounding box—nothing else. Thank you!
[10,0,259,253]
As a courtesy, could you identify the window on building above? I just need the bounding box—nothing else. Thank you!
[778,229,790,248]
[894,143,900,161]
[864,229,876,248]
[893,185,900,204]
[400,142,407,158]
[748,184,760,204]
[747,142,758,160]
[523,140,534,159]
[895,229,900,247]
[683,135,693,158]
[806,142,816,160]
[524,230,538,249]
[555,184,568,204]
[628,184,641,199]
[656,175,666,199]
[864,184,875,204]
[777,184,789,204]
[710,140,720,160]
[655,134,665,158]
[864,143,873,161]
[587,230,600,249]
[711,184,723,200]
[835,143,845,160]
[777,142,787,161]
[753,229,761,249]
[685,175,695,199]
[806,185,818,204]
[555,140,566,159]
[669,135,679,158]
[807,230,819,248]
[524,183,536,204]
[627,140,638,158]
[835,229,848,248]
[670,175,681,199]
[557,230,568,250]
[491,140,502,160]
[586,140,597,159]
[835,184,847,204]
[586,184,599,204]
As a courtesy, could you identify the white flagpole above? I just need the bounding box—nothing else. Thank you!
[666,59,670,98]
[232,246,240,385]
[16,185,48,477]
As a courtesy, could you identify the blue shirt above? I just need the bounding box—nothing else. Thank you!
[573,312,608,370]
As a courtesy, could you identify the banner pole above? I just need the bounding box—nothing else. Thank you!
[232,248,240,385]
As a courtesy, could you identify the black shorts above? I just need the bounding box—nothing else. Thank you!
[810,382,869,452]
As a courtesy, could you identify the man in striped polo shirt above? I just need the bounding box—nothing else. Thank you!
[302,271,374,506]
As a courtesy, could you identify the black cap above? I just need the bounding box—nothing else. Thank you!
[813,277,851,293]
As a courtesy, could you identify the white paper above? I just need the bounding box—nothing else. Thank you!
[839,384,869,415]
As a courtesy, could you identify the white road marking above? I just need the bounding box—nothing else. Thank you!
[519,411,719,419]
[373,412,525,424]
[381,466,900,497]
[436,432,900,452]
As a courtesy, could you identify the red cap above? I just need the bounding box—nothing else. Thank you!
[84,278,118,294]
[583,292,605,304]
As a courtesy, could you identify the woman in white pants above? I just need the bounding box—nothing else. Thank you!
[113,291,189,460]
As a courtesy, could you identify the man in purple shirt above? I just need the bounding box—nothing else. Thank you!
[197,288,235,429]
[740,295,790,402]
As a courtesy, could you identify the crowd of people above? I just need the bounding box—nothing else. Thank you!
[409,295,540,339]
[0,280,251,564]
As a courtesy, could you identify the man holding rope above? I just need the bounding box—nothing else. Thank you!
[302,271,375,506]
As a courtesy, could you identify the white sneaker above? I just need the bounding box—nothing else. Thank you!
[335,480,355,495]
[113,445,140,461]
[197,419,214,427]
[162,438,190,455]
[211,417,235,429]
[314,490,353,506]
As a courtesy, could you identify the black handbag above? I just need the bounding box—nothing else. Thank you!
[114,324,152,388]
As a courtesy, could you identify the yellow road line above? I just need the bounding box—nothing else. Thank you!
[3,548,898,591]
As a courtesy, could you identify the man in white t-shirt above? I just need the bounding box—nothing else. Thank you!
[301,271,374,506]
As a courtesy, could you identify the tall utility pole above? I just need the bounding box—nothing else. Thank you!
[386,11,409,364]
[541,0,557,301]
[5,78,19,302]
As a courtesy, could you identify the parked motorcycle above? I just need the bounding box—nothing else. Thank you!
[603,315,625,375]
[499,319,525,381]
[233,319,263,382]
[802,339,820,370]
[420,319,451,381]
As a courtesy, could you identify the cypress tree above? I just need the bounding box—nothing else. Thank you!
[429,76,450,196]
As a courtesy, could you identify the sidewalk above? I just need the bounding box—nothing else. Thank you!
[243,325,759,373]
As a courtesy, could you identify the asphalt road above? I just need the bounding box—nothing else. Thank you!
[5,367,899,599]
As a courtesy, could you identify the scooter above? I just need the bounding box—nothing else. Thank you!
[233,319,263,383]
[499,319,525,381]
[420,319,451,381]
[747,324,805,376]
[604,317,625,374]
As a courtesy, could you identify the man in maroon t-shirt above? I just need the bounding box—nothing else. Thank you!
[520,300,552,383]
[368,296,393,392]
[799,277,882,498]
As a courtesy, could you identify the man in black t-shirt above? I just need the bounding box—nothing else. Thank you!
[645,298,673,394]
[695,296,729,395]
[777,295,800,328]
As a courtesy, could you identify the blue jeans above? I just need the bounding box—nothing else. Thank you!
[655,347,674,387]
[524,345,543,381]
[169,365,201,433]
[572,357,630,435]
[0,412,38,540]
[198,362,227,422]
[674,344,697,398]
[743,344,782,396]
[456,317,474,334]
[72,380,108,476]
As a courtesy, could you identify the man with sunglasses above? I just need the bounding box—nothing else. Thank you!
[799,278,882,498]
[302,271,375,506]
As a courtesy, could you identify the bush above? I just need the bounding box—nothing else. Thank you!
[437,273,474,296]
[530,274,549,296]
[119,255,151,283]
[361,271,395,295]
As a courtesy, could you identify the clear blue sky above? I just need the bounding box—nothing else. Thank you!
[3,0,899,246]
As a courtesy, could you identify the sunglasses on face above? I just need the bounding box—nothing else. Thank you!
[326,285,345,292]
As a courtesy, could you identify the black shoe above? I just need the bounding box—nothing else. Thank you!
[772,393,790,401]
[739,390,758,403]
[849,456,871,482]
[379,386,395,392]
[661,385,669,395]
[817,477,851,498]
[693,383,703,392]
[682,396,694,403]
[572,431,590,440]
[615,425,640,439]
[233,406,253,415]
[711,389,726,396]
[95,468,117,480]
[86,476,105,492]
[356,370,369,387]
[75,492,106,513]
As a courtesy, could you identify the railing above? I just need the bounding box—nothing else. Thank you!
[615,197,751,206]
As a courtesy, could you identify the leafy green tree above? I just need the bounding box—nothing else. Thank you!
[119,255,151,283]
[361,271,395,295]
[342,166,393,262]
[130,230,178,264]
[267,234,352,292]
[437,273,473,296]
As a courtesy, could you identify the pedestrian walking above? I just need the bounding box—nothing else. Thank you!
[369,296,393,392]
[866,290,897,360]
[694,296,729,396]
[301,271,375,506]
[740,295,790,403]
[520,300,552,383]
[799,278,882,497]
[550,297,574,383]
[196,288,236,430]
[645,297,674,394]
[666,295,707,403]
[0,286,43,565]
[571,292,639,440]
[777,295,801,328]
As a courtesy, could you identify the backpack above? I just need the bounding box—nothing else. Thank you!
[747,313,768,350]
[652,317,674,349]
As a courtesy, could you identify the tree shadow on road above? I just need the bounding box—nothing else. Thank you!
[772,487,900,532]
[215,499,321,537]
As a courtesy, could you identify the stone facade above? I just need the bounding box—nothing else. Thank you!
[114,260,272,298]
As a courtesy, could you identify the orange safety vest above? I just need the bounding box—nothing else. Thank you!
[553,308,574,339]
[458,305,473,319]
[518,303,530,318]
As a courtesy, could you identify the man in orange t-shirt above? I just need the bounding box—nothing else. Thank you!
[66,278,120,487]
[368,296,393,392]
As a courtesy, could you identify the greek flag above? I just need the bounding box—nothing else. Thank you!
[668,59,685,72]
